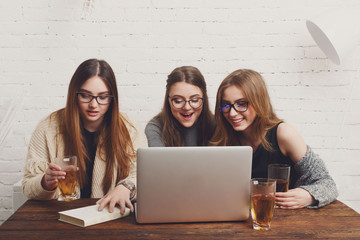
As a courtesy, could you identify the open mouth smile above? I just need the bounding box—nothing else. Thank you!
[181,112,194,120]
[231,118,244,126]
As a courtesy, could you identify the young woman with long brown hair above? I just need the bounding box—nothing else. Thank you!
[145,66,215,147]
[22,59,144,214]
[211,69,338,209]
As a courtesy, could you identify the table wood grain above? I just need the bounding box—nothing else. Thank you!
[1,199,360,239]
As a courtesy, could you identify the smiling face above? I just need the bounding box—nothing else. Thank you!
[221,85,257,134]
[168,82,204,128]
[77,76,111,132]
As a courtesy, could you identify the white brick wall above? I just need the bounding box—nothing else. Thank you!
[1,0,360,224]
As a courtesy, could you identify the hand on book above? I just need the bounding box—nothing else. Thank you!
[96,184,134,215]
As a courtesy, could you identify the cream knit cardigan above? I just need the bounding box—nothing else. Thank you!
[22,114,146,200]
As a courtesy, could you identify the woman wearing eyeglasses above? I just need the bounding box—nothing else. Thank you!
[22,59,144,215]
[145,66,215,147]
[211,69,338,209]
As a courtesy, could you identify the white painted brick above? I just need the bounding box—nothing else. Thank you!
[23,109,51,122]
[344,113,360,125]
[0,184,12,198]
[305,136,337,149]
[49,97,67,110]
[0,197,12,210]
[0,6,22,21]
[0,173,23,185]
[273,85,351,100]
[153,22,205,35]
[22,36,73,48]
[0,160,25,173]
[98,0,152,8]
[0,84,23,97]
[101,22,152,35]
[0,0,21,8]
[0,147,27,160]
[22,97,50,110]
[48,21,102,36]
[201,0,263,9]
[0,134,26,149]
[123,8,177,22]
[150,0,203,9]
[203,22,251,35]
[174,8,229,22]
[338,176,360,200]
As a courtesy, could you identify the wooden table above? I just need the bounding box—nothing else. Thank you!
[1,199,360,239]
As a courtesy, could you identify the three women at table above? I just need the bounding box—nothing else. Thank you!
[23,60,337,211]
[22,59,144,214]
[210,69,338,209]
[145,66,216,147]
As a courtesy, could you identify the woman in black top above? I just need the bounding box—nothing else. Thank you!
[211,69,338,209]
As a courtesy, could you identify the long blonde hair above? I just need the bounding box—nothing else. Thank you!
[210,69,282,151]
[52,59,135,194]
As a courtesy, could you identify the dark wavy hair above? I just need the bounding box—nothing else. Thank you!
[154,66,214,146]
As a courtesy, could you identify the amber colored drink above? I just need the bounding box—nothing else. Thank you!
[276,179,289,192]
[58,170,77,201]
[251,194,275,230]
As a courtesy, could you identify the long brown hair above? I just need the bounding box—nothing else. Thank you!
[210,69,282,151]
[52,59,135,194]
[154,66,214,146]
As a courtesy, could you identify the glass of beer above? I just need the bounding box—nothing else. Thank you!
[250,178,276,230]
[268,164,290,208]
[54,156,78,201]
[268,164,290,192]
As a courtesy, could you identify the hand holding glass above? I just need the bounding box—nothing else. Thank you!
[54,156,78,201]
[250,178,276,230]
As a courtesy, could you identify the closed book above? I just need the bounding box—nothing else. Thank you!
[58,204,130,227]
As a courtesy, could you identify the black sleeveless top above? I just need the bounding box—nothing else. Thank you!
[252,123,299,189]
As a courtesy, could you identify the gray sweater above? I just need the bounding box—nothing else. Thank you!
[294,146,338,208]
[145,118,199,147]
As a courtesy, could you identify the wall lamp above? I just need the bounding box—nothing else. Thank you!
[306,8,360,65]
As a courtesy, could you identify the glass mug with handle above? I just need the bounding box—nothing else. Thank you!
[54,156,78,201]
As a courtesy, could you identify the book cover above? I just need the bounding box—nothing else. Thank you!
[58,204,130,227]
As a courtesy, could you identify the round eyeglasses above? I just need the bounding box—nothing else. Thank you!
[220,101,248,113]
[169,97,203,109]
[76,92,113,105]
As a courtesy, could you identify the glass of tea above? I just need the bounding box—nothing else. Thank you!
[268,163,290,207]
[54,156,78,201]
[250,178,276,230]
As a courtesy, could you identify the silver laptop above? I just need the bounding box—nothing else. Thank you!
[135,146,252,223]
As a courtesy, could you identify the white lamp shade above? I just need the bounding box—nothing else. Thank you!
[306,9,360,65]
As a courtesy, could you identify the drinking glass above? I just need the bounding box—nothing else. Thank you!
[54,156,78,201]
[250,178,276,230]
[268,164,290,208]
[268,164,290,192]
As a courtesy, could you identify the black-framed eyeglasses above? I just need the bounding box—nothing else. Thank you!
[76,92,113,105]
[169,97,204,109]
[220,101,248,113]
